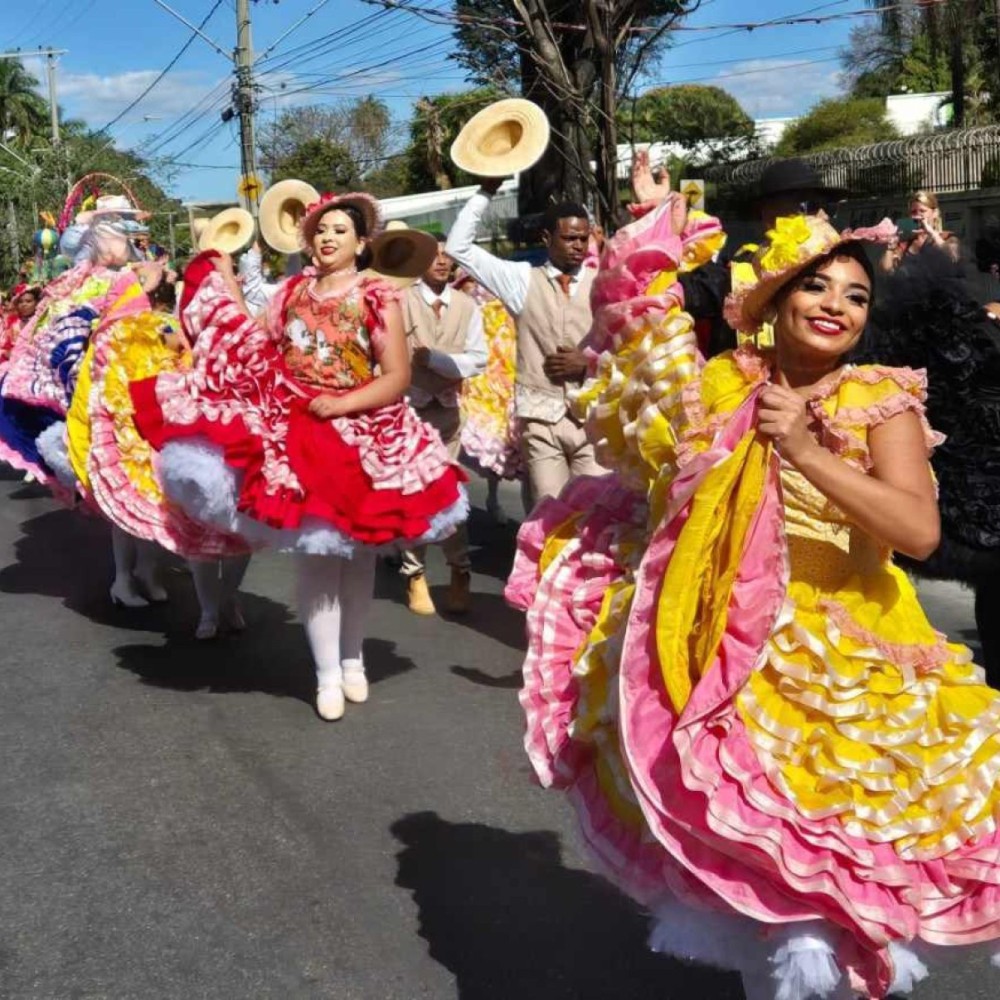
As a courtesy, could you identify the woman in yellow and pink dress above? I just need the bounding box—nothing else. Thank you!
[506,161,1000,998]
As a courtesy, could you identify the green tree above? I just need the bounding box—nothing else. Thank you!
[619,84,756,162]
[270,137,359,193]
[405,88,500,193]
[0,129,183,285]
[258,96,394,180]
[452,0,702,226]
[364,154,410,198]
[0,59,49,147]
[775,97,899,156]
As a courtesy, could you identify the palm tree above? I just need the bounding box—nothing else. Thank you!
[862,0,971,126]
[0,59,49,147]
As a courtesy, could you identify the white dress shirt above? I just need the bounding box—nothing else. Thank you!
[445,192,585,316]
[238,246,280,315]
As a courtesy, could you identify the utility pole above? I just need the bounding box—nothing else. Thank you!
[46,53,60,146]
[167,212,176,260]
[235,0,261,218]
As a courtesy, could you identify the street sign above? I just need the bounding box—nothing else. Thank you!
[238,174,263,201]
[681,179,705,212]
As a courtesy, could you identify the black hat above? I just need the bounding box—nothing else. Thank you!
[757,158,848,201]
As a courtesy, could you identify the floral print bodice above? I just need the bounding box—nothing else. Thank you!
[281,278,379,391]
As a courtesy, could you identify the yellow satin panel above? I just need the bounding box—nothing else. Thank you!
[579,578,647,829]
[66,343,96,492]
[99,313,187,503]
[655,429,771,714]
[538,512,585,576]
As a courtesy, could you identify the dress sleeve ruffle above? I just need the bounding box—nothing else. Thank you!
[812,365,944,471]
[571,199,704,495]
[360,276,402,357]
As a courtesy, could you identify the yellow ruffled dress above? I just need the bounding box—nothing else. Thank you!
[506,200,1000,998]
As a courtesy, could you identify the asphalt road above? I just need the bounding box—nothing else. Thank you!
[0,466,995,1000]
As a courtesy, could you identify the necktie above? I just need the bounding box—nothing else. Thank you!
[556,273,573,298]
[431,299,444,319]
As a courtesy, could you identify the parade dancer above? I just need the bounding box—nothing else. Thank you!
[446,186,602,508]
[507,158,1000,997]
[129,192,467,720]
[60,259,250,627]
[400,239,486,616]
[453,269,524,523]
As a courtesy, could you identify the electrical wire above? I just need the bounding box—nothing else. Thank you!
[100,0,225,133]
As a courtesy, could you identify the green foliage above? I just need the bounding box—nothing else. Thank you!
[775,97,899,156]
[619,85,756,163]
[0,60,48,147]
[258,96,394,179]
[0,126,183,286]
[364,154,410,198]
[405,87,501,192]
[271,137,360,193]
[898,31,951,93]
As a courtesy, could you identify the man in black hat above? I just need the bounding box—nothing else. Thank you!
[681,158,847,356]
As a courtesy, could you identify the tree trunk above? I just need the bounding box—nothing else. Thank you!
[949,1,965,127]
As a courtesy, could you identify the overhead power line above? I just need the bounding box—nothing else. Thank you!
[100,0,225,133]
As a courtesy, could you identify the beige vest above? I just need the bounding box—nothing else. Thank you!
[403,285,477,406]
[513,266,595,423]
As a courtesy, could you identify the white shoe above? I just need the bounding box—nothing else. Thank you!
[23,471,36,484]
[342,660,369,704]
[109,578,149,609]
[195,616,218,640]
[316,684,345,721]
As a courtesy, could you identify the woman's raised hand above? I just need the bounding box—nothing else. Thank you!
[631,149,672,206]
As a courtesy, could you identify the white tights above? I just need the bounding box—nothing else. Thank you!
[296,552,376,687]
[111,526,164,593]
[189,554,252,623]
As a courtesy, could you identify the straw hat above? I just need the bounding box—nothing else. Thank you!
[258,179,320,254]
[367,220,438,286]
[191,217,209,245]
[723,214,897,334]
[451,98,550,178]
[198,207,255,254]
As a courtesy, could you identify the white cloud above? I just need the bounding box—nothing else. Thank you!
[708,59,841,118]
[56,70,225,128]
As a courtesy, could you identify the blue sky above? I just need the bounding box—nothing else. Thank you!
[4,0,853,204]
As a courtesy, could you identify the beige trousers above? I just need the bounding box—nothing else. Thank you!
[401,401,470,577]
[521,413,604,508]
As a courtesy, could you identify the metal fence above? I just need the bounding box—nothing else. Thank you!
[706,126,1000,199]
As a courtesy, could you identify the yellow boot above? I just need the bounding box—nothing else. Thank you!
[407,573,436,615]
[444,569,471,614]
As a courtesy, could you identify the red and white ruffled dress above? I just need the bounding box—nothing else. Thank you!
[129,271,468,556]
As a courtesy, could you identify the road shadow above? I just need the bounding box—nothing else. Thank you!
[390,811,744,1000]
[0,507,174,632]
[374,557,525,650]
[467,507,518,583]
[436,589,525,651]
[450,664,522,690]
[115,587,415,707]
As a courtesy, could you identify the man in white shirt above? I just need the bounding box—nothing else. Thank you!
[446,180,604,507]
[400,239,488,615]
